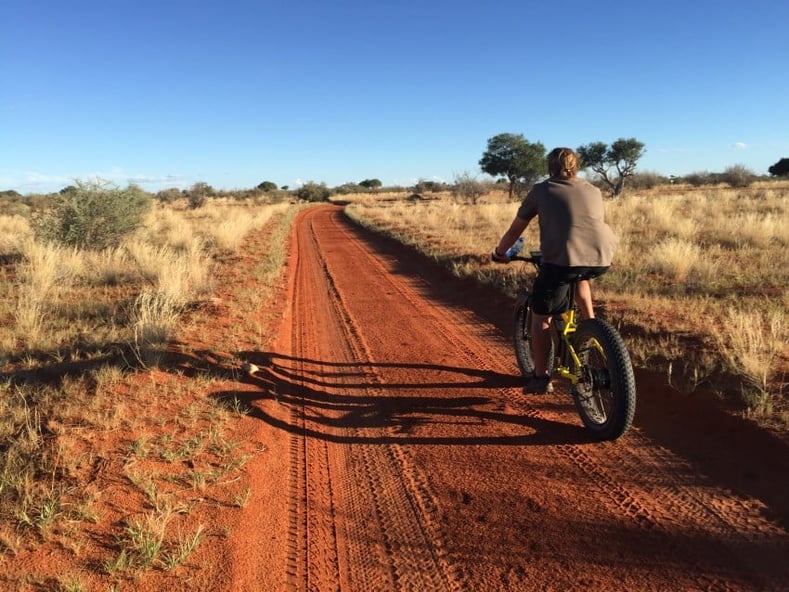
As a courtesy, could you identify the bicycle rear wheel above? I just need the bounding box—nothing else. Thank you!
[570,318,636,441]
[513,293,553,377]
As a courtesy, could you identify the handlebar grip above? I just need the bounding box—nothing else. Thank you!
[510,252,542,264]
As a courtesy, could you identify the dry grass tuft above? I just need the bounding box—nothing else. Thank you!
[130,291,182,367]
[715,309,787,392]
[648,238,703,283]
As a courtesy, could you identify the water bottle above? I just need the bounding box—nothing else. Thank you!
[505,237,525,258]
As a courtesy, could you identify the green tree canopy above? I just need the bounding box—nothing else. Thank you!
[359,178,382,190]
[577,138,645,197]
[768,158,789,177]
[479,133,546,198]
[257,181,278,192]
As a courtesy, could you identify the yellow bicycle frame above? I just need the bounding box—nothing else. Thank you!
[553,308,606,385]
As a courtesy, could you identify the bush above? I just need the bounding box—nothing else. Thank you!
[185,182,214,209]
[32,180,152,250]
[296,182,331,202]
[413,179,447,194]
[720,165,756,188]
[333,183,365,195]
[451,172,490,204]
[0,190,30,217]
[156,188,183,203]
[682,171,717,187]
[626,171,671,190]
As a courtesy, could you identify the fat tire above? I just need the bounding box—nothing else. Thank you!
[571,318,636,441]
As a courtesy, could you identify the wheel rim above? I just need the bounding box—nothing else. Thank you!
[576,341,613,425]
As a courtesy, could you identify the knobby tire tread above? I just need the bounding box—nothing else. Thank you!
[572,318,637,441]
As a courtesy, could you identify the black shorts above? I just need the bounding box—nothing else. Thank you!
[531,263,609,315]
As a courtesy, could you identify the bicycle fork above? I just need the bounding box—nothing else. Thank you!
[554,310,611,391]
[553,309,583,385]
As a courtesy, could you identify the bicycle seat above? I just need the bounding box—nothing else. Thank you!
[575,269,606,281]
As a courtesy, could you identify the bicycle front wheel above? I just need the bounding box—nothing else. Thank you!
[570,318,636,441]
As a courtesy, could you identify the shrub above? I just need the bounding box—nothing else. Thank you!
[156,188,183,203]
[185,182,214,209]
[451,172,490,204]
[32,180,152,250]
[720,164,756,188]
[682,171,717,187]
[333,183,365,195]
[295,182,330,202]
[413,179,447,194]
[0,190,30,218]
[627,171,671,190]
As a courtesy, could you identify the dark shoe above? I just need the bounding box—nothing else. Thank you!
[523,373,554,394]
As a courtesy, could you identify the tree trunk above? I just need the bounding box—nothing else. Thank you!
[613,176,625,197]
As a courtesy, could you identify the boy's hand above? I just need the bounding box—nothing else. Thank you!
[491,249,509,264]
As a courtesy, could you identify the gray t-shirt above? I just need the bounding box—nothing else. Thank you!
[516,177,617,267]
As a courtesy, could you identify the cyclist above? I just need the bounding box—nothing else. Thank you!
[492,147,617,394]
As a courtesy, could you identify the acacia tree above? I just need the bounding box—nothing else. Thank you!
[768,158,789,177]
[577,138,645,197]
[257,181,278,192]
[359,178,382,190]
[479,133,546,198]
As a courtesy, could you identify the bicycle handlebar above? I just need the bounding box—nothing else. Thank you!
[509,252,542,265]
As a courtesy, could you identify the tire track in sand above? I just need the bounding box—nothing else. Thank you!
[282,208,465,591]
[328,213,788,590]
[280,205,788,591]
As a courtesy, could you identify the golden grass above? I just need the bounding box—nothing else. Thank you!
[130,291,182,367]
[346,182,789,426]
[0,200,299,580]
[647,238,704,283]
[715,309,787,392]
[0,215,34,255]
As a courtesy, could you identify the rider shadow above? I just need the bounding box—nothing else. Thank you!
[210,350,590,446]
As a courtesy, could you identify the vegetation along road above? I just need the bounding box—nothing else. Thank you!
[4,201,786,591]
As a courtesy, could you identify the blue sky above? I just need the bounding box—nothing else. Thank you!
[2,0,787,194]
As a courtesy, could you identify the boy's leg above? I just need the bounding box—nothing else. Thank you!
[530,311,552,376]
[575,279,594,319]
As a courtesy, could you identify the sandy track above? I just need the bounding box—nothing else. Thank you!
[229,205,789,591]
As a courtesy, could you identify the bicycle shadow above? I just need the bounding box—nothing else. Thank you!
[210,350,590,446]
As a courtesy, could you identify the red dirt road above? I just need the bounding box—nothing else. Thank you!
[225,205,789,591]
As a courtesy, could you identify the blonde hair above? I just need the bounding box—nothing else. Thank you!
[547,147,579,178]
